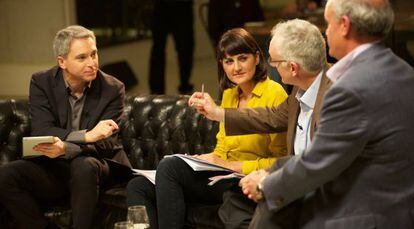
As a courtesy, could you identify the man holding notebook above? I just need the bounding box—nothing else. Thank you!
[0,25,131,229]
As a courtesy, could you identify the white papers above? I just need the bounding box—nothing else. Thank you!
[165,154,234,172]
[207,172,245,186]
[104,159,156,185]
[132,169,156,185]
[133,154,244,186]
[166,154,244,186]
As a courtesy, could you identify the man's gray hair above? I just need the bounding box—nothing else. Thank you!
[328,0,394,38]
[53,25,96,57]
[271,19,326,73]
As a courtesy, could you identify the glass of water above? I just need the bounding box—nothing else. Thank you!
[127,205,150,229]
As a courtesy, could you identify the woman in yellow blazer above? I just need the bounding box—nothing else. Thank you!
[126,28,288,229]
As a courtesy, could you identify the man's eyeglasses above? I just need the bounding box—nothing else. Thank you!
[268,57,288,68]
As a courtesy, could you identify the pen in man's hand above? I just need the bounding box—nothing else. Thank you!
[201,83,204,98]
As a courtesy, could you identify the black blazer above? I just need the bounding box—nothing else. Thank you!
[29,66,131,168]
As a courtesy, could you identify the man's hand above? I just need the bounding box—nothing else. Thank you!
[188,92,224,122]
[239,169,269,202]
[193,153,242,172]
[33,137,66,158]
[85,119,119,143]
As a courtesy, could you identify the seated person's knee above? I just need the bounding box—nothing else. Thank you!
[156,156,182,175]
[70,156,103,181]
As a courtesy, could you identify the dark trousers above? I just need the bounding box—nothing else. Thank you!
[149,0,194,94]
[249,200,301,229]
[126,156,236,229]
[219,189,301,229]
[127,176,158,229]
[0,156,122,229]
[218,189,256,229]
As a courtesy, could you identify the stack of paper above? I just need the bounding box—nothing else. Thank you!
[132,169,156,184]
[131,154,245,185]
[165,154,235,172]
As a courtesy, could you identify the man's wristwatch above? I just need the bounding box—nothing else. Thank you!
[255,175,267,201]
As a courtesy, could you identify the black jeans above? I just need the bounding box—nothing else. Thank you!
[0,156,122,229]
[127,176,158,229]
[126,156,236,229]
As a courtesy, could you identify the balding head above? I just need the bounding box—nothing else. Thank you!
[327,0,394,39]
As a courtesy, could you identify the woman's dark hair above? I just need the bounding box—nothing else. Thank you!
[216,28,267,92]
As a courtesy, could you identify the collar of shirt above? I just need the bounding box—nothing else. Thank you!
[327,42,377,82]
[295,71,323,110]
[64,80,92,98]
[236,76,270,98]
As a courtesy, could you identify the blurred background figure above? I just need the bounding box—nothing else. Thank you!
[207,0,264,48]
[149,0,195,95]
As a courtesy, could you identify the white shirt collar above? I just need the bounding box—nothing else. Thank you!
[296,70,323,109]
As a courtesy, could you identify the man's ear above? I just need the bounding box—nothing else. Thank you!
[341,15,352,37]
[57,56,66,69]
[290,62,300,77]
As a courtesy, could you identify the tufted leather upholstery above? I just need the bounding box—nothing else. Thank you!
[0,99,31,165]
[0,95,220,228]
[121,95,218,169]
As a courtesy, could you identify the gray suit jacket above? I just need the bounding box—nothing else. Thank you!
[259,44,414,228]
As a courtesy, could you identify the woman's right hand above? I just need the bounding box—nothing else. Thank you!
[188,92,224,122]
[194,153,242,173]
[194,153,221,164]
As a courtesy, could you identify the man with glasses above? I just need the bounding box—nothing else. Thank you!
[189,18,331,228]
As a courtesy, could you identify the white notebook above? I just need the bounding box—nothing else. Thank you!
[22,136,54,157]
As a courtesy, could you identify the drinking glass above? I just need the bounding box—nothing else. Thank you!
[127,205,150,229]
[114,221,132,229]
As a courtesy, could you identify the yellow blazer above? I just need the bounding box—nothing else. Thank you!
[212,77,288,174]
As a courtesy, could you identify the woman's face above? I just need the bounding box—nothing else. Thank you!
[221,52,259,86]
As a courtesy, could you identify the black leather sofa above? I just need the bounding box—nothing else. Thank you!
[0,95,220,229]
